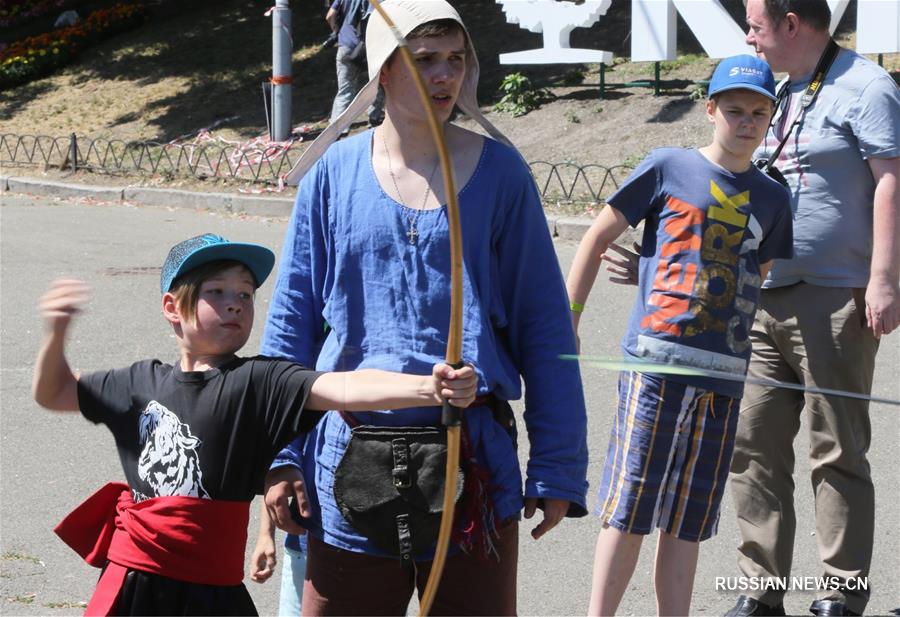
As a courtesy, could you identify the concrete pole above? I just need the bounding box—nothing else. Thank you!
[272,0,292,141]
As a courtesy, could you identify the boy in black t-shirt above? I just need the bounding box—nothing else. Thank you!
[32,233,476,616]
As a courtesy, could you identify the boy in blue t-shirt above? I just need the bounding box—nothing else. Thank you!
[566,55,793,616]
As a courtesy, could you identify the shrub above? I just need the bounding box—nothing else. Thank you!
[493,72,554,117]
[561,67,584,86]
[689,82,707,101]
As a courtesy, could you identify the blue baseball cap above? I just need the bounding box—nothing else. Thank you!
[708,54,776,101]
[160,233,276,293]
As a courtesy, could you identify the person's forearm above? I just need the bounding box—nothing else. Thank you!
[325,7,338,31]
[258,500,275,540]
[566,205,630,328]
[567,223,608,308]
[870,170,900,284]
[32,328,79,411]
[308,370,438,411]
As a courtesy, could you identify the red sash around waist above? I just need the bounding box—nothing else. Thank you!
[54,482,250,616]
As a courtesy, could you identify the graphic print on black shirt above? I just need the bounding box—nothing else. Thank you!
[77,356,324,502]
[136,400,209,502]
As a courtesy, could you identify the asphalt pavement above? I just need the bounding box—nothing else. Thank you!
[1,191,898,616]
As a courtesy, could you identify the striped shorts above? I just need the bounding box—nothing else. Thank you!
[596,371,740,542]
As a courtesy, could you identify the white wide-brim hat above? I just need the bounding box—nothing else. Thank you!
[284,0,517,186]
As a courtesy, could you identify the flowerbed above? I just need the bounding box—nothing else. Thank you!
[0,0,73,29]
[1,3,145,90]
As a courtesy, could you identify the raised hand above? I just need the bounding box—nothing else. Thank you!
[39,279,91,332]
[33,279,90,411]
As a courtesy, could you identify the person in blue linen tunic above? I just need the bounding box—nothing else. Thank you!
[262,129,589,549]
[258,6,587,613]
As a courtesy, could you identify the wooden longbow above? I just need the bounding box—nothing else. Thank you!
[365,2,464,615]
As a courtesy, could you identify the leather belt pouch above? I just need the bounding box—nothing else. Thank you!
[333,425,464,563]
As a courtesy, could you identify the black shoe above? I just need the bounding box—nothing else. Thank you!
[725,595,787,617]
[809,599,860,616]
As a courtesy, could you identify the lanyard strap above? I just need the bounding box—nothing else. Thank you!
[765,39,840,168]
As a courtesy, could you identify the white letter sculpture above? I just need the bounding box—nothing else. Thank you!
[497,0,899,65]
[814,0,897,54]
[631,0,754,61]
[499,0,614,65]
[856,0,900,53]
[631,0,892,61]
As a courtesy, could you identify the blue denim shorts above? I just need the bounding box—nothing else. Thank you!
[596,371,740,542]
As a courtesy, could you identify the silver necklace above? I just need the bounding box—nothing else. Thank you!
[381,129,440,245]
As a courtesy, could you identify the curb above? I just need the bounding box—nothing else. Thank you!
[1,176,295,218]
[1,175,598,238]
[556,217,594,242]
[122,187,294,217]
[6,176,124,202]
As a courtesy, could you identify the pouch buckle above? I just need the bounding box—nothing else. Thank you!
[391,438,411,489]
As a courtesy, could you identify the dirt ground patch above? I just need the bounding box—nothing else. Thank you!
[2,0,897,210]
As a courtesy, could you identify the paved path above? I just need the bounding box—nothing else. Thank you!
[1,193,898,616]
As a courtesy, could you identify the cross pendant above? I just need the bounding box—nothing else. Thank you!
[407,222,419,244]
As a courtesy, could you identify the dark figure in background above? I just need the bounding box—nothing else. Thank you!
[325,0,383,133]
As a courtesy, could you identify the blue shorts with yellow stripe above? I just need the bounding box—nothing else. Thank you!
[596,371,740,542]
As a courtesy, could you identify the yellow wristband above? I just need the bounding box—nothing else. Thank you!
[569,301,585,313]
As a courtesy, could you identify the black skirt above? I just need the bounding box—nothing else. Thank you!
[111,568,258,616]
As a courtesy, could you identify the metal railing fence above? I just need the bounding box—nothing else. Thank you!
[0,133,301,184]
[0,133,633,202]
[530,160,631,204]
